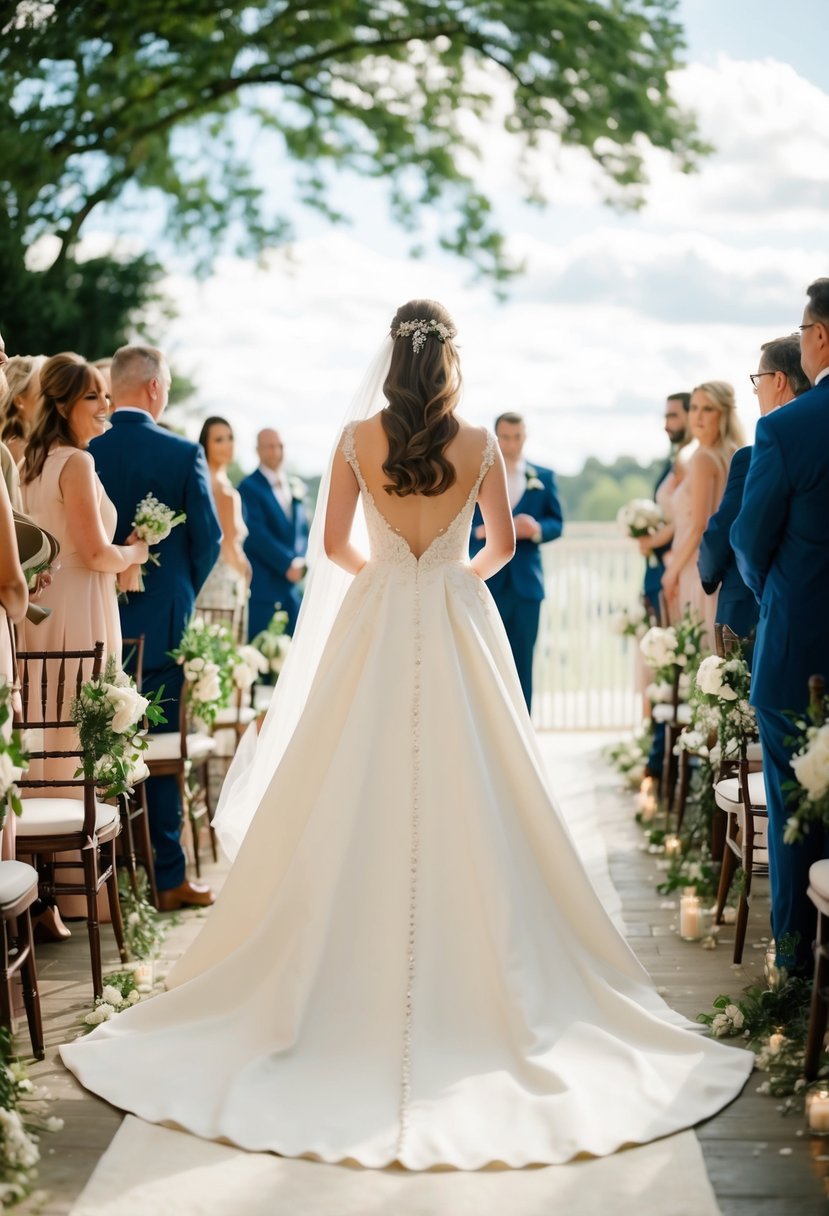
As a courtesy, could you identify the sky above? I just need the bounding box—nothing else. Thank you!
[84,0,829,477]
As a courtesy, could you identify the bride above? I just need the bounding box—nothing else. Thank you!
[62,299,752,1170]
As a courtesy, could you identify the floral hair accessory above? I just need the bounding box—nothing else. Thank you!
[392,318,456,354]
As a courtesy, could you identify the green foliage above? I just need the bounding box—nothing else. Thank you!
[558,457,665,521]
[118,870,166,960]
[1,0,705,291]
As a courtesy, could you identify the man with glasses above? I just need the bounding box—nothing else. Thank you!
[732,279,829,975]
[698,335,808,647]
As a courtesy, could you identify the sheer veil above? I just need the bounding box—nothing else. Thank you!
[212,336,394,859]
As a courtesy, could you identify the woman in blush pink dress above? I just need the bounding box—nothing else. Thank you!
[18,353,148,934]
[661,381,745,649]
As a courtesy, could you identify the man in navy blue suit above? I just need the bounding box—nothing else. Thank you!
[91,345,221,911]
[732,279,829,973]
[643,392,690,617]
[470,412,563,711]
[238,428,309,640]
[699,335,809,648]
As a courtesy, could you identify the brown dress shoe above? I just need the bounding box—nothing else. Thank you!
[158,879,216,912]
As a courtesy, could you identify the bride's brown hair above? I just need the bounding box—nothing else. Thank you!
[382,299,462,497]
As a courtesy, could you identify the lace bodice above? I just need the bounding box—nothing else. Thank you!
[340,423,496,570]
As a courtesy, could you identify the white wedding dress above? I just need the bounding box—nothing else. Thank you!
[61,425,752,1170]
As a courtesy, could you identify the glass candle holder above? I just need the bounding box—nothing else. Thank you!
[679,888,703,941]
[664,834,682,860]
[806,1087,829,1135]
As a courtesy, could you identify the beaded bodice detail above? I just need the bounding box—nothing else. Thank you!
[340,423,496,569]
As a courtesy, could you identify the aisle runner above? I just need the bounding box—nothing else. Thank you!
[70,1116,718,1216]
[69,737,719,1216]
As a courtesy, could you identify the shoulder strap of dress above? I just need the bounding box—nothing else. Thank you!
[339,421,358,465]
[475,431,497,488]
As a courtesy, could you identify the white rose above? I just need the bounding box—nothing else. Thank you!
[792,743,829,802]
[194,665,221,704]
[184,656,206,680]
[696,655,725,697]
[125,756,150,786]
[232,662,255,690]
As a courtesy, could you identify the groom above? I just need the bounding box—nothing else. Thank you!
[470,412,563,710]
[91,345,221,911]
[239,428,309,639]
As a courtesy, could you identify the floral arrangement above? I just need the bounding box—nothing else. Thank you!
[130,493,186,590]
[639,608,705,685]
[170,617,237,725]
[392,317,456,354]
[616,498,664,566]
[783,685,829,845]
[119,869,166,961]
[605,723,653,789]
[80,964,157,1032]
[72,658,165,798]
[0,1026,63,1208]
[232,644,270,692]
[693,653,755,762]
[251,607,291,676]
[0,680,28,821]
[609,600,651,641]
[698,974,818,1102]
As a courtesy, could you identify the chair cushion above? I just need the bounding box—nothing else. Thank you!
[714,770,768,811]
[212,706,258,728]
[810,859,829,901]
[144,732,218,763]
[17,797,119,837]
[652,702,692,725]
[0,860,39,909]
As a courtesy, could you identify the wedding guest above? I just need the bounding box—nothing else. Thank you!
[90,345,221,911]
[469,411,563,711]
[1,354,44,466]
[636,391,690,780]
[732,278,829,974]
[641,392,691,616]
[698,337,809,647]
[18,353,148,935]
[196,416,251,635]
[661,381,744,648]
[0,474,28,860]
[239,428,309,639]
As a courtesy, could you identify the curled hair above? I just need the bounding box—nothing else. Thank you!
[692,379,746,455]
[198,415,233,458]
[382,299,461,497]
[22,353,96,484]
[1,354,44,444]
[760,335,810,397]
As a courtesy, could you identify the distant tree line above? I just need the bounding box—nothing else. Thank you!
[557,455,665,522]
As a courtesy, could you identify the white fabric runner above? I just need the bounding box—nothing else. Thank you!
[69,1114,719,1216]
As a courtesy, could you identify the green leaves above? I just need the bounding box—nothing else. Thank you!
[1,0,704,285]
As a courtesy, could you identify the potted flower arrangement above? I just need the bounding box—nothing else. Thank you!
[72,658,165,798]
[783,678,829,845]
[170,618,238,727]
[251,606,291,677]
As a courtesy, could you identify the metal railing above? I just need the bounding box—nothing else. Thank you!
[532,523,643,730]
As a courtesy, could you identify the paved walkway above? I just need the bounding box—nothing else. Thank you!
[18,734,829,1215]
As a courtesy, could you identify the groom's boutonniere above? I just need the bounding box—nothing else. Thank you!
[525,466,544,493]
[289,477,307,502]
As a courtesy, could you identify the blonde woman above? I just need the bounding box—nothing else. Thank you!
[1,355,44,466]
[662,380,745,646]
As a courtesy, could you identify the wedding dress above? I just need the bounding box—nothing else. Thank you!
[61,423,752,1170]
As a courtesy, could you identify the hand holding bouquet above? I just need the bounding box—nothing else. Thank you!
[128,494,187,591]
[616,499,664,567]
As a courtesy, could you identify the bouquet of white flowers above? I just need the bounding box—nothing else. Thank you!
[617,498,664,567]
[130,493,186,590]
[73,658,165,797]
[693,653,755,762]
[609,600,651,641]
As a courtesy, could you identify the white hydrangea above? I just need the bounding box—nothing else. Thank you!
[101,985,124,1007]
[640,626,679,672]
[791,723,829,802]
